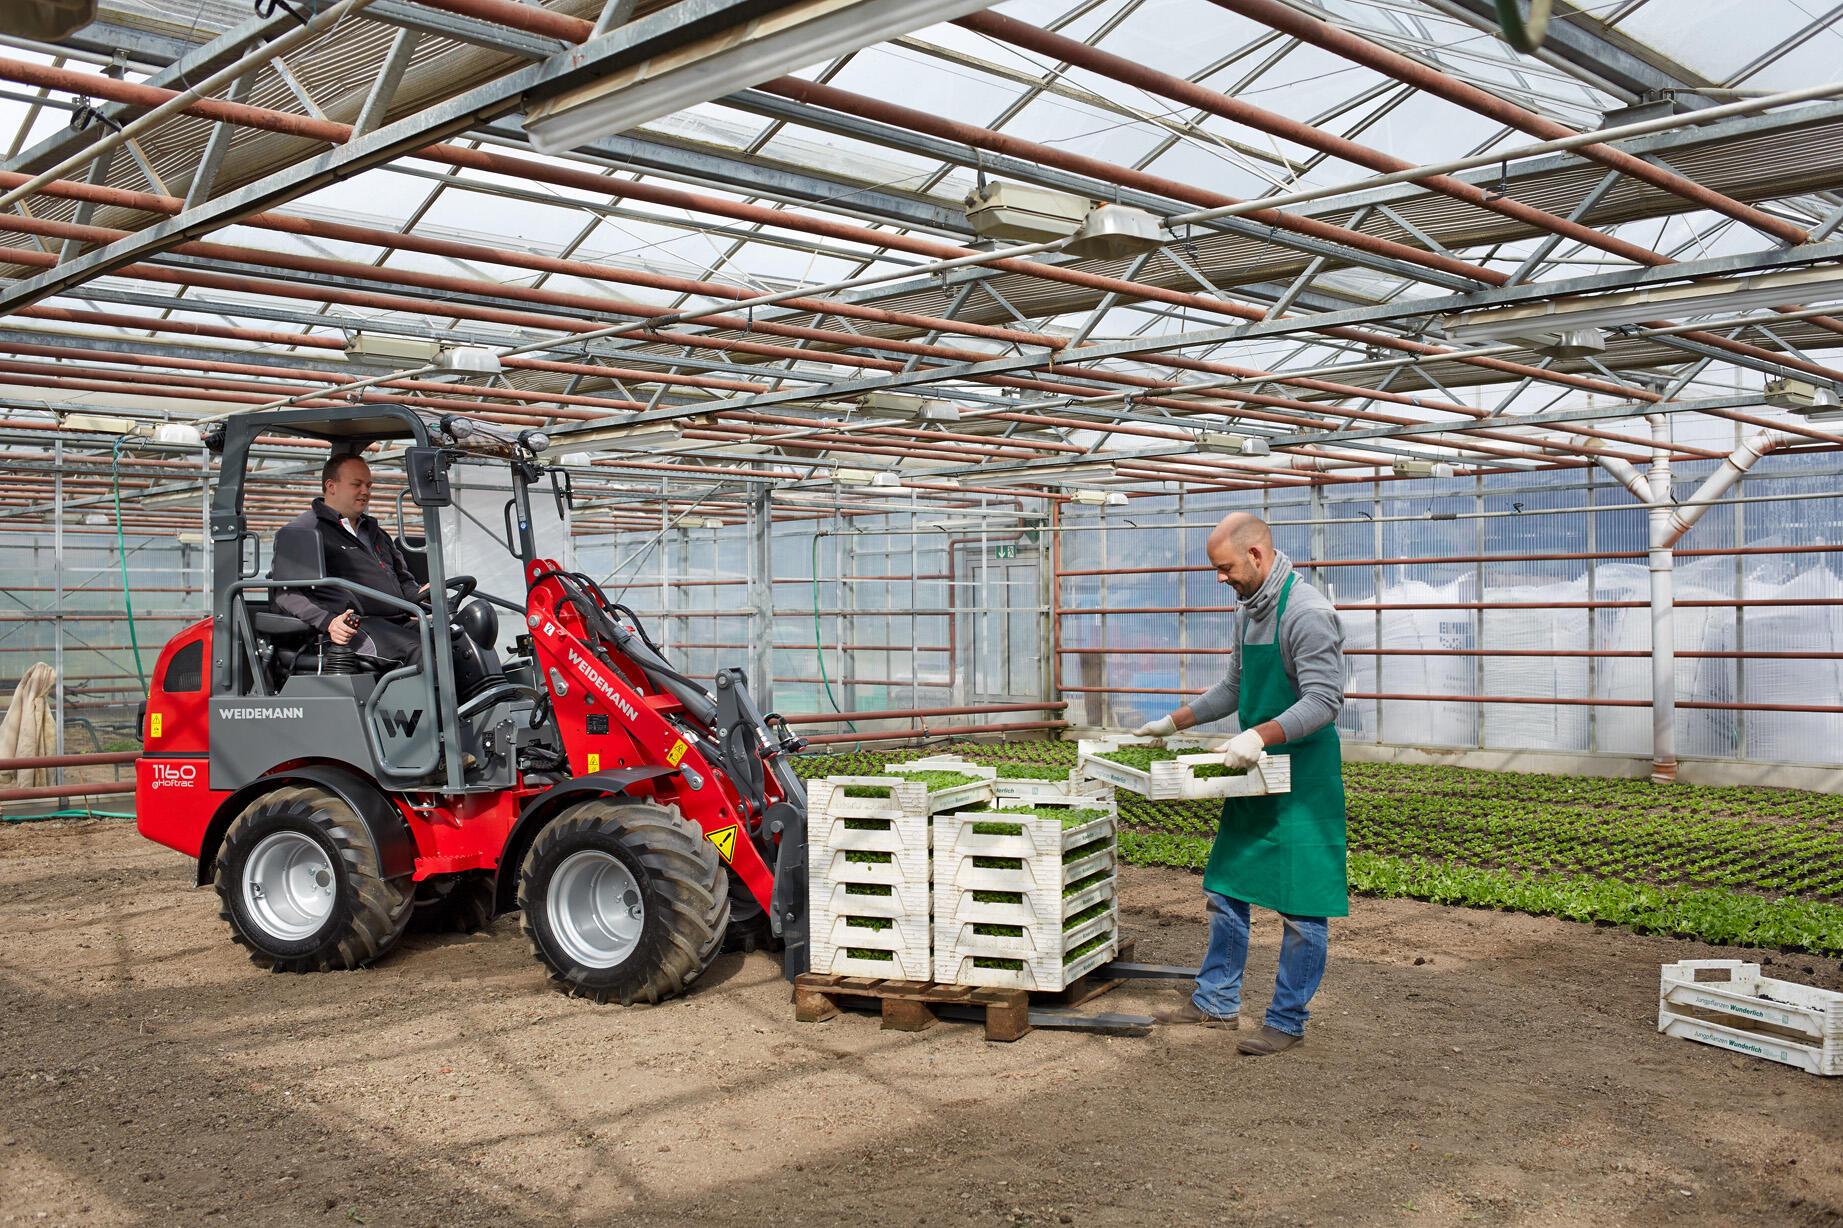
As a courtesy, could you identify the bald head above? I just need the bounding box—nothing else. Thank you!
[1206,512,1276,600]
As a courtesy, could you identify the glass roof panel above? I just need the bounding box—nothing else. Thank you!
[1609,0,1817,85]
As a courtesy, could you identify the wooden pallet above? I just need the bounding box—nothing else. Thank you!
[792,939,1136,1042]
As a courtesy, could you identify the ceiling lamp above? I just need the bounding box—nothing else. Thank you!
[344,332,441,363]
[61,413,137,434]
[152,423,204,446]
[1392,459,1456,479]
[1070,489,1129,506]
[1765,377,1843,422]
[1195,431,1270,456]
[870,472,903,489]
[524,0,995,154]
[832,468,877,486]
[963,181,1090,243]
[547,421,685,453]
[1439,263,1843,342]
[858,390,961,422]
[1063,204,1167,261]
[1532,327,1606,359]
[425,346,503,383]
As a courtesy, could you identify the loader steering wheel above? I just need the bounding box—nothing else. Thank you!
[442,574,477,604]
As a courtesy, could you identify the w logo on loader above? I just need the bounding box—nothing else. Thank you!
[377,708,424,737]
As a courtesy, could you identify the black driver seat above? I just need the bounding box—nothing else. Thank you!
[249,606,400,687]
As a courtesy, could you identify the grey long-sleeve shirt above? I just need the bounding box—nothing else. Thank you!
[1188,550,1346,743]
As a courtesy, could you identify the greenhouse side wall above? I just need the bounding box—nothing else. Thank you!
[1058,455,1843,771]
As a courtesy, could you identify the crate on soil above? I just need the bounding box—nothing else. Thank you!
[1077,735,1291,801]
[1658,960,1843,1076]
[932,801,1119,991]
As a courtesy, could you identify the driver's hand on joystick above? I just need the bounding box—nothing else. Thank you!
[328,609,360,646]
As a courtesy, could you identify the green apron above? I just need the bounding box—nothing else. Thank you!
[1203,573,1349,918]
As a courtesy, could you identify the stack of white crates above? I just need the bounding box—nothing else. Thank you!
[932,793,1120,991]
[805,768,994,980]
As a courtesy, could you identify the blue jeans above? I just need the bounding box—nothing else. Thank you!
[1192,890,1328,1036]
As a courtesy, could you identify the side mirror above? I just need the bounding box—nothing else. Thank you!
[404,447,451,507]
[550,467,573,517]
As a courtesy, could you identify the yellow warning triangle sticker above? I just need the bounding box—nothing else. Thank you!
[707,824,739,863]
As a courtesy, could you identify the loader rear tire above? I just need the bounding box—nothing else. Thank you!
[214,785,414,973]
[518,799,729,1005]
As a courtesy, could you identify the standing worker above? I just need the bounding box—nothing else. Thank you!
[1134,512,1347,1055]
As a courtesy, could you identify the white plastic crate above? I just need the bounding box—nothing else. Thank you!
[931,803,1119,990]
[903,754,1115,806]
[809,933,932,980]
[1077,735,1292,801]
[1659,960,1843,1076]
[936,872,1116,931]
[808,770,994,818]
[933,921,1119,992]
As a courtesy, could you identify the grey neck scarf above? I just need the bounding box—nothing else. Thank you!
[1240,549,1293,623]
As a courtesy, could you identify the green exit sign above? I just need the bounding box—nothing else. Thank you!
[995,543,1017,559]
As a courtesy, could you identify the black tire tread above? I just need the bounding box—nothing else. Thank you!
[518,800,729,1006]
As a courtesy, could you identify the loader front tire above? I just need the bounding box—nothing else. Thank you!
[518,799,729,1005]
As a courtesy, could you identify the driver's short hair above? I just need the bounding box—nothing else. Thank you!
[321,453,365,488]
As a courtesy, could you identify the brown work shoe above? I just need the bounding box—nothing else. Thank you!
[1236,1025,1304,1055]
[1153,999,1238,1028]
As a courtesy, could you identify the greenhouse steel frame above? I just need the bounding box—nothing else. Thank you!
[5,0,1843,795]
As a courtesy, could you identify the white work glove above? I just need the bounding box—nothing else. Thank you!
[1216,728,1266,772]
[1133,714,1178,738]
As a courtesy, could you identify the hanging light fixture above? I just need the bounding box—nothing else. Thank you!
[1063,203,1167,260]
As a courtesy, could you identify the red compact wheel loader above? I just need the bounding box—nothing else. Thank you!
[135,406,810,1004]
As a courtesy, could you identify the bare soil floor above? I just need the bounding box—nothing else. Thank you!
[2,819,1839,1228]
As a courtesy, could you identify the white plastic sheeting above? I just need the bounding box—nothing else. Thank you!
[1340,577,1477,748]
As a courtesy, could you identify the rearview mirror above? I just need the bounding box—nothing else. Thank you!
[404,447,451,507]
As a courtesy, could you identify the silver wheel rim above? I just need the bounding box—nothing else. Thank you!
[242,830,337,942]
[547,849,644,969]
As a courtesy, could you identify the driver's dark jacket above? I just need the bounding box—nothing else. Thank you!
[270,498,420,633]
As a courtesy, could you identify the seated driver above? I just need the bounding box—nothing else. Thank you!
[271,452,429,664]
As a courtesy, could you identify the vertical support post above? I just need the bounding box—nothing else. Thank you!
[1372,476,1385,748]
[1646,414,1678,783]
[1473,471,1486,750]
[1732,422,1747,759]
[1585,465,1598,755]
[199,446,212,601]
[52,437,65,774]
[748,487,773,711]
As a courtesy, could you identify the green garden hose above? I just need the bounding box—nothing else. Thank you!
[810,532,856,733]
[111,436,148,688]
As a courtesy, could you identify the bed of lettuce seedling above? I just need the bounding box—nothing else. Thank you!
[1062,931,1111,964]
[844,947,894,962]
[844,916,893,931]
[1063,900,1111,930]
